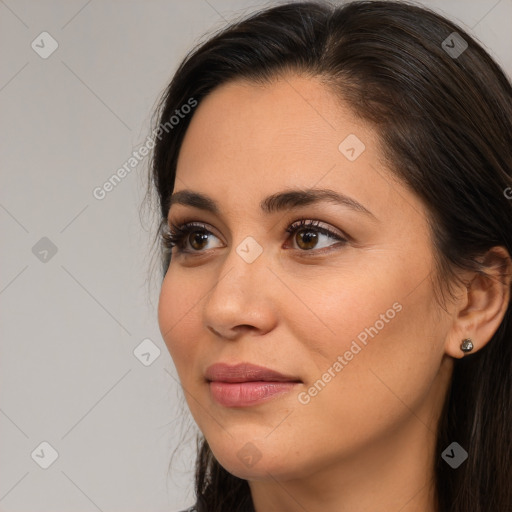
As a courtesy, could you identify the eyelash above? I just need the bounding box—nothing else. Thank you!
[161,218,347,256]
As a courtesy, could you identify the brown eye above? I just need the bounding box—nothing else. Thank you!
[295,229,319,250]
[164,222,223,254]
[189,231,209,250]
[286,219,347,252]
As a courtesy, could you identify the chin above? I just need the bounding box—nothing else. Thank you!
[207,434,307,481]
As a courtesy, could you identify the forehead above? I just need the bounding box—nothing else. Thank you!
[177,76,358,181]
[174,75,424,225]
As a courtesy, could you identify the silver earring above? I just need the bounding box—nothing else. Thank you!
[460,338,474,353]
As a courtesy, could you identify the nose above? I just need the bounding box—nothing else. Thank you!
[202,243,278,340]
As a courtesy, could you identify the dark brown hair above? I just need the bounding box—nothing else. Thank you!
[147,1,512,510]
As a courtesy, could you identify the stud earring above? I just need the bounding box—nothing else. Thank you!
[460,338,474,353]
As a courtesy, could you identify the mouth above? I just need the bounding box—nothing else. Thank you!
[205,362,302,407]
[205,362,301,383]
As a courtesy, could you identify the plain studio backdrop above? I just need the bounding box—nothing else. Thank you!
[0,0,511,511]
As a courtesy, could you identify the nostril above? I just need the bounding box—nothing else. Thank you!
[208,324,254,339]
[208,326,222,337]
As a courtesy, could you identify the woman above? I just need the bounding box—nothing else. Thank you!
[147,1,512,510]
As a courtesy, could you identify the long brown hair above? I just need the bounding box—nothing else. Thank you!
[147,2,512,510]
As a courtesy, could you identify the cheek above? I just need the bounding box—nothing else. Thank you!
[288,241,436,360]
[297,275,443,433]
[280,261,408,361]
[158,268,204,370]
[287,257,443,419]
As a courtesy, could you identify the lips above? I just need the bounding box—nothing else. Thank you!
[204,362,301,383]
[205,363,302,407]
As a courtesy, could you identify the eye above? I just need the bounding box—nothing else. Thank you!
[284,218,347,252]
[162,218,347,256]
[162,222,223,254]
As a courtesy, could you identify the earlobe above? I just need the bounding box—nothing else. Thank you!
[444,246,512,359]
[445,335,475,360]
[460,337,474,353]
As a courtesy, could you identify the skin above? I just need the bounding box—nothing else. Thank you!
[157,74,511,512]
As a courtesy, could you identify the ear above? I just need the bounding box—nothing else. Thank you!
[444,246,512,359]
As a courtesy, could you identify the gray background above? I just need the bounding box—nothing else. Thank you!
[1,0,511,511]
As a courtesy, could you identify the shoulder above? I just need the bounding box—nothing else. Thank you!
[178,507,197,512]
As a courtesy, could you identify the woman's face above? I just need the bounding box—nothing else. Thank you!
[158,75,456,482]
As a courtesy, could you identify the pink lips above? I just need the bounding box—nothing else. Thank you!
[205,363,301,407]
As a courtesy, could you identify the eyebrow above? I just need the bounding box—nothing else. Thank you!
[168,188,376,219]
